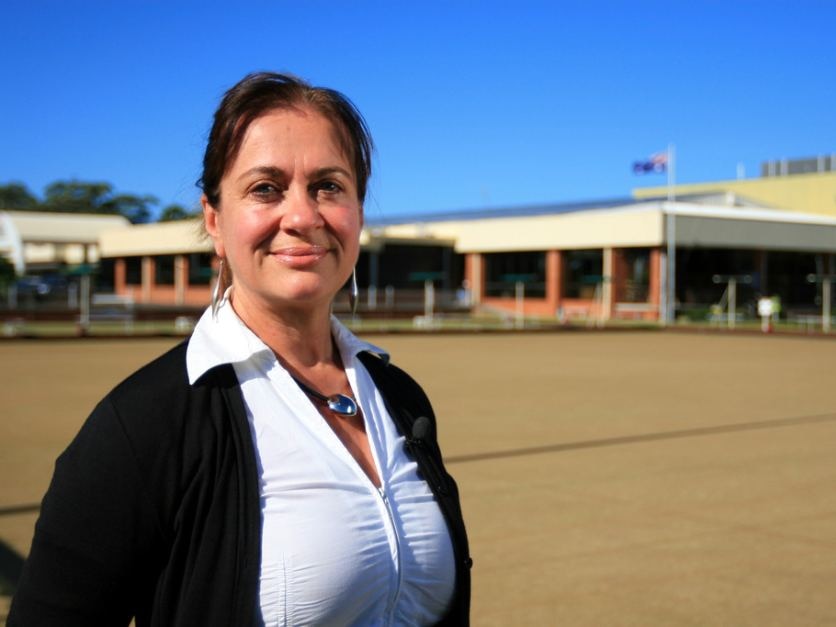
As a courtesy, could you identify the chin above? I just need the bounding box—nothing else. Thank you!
[270,284,340,310]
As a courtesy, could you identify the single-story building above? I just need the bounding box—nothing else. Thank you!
[95,195,836,321]
[0,210,130,274]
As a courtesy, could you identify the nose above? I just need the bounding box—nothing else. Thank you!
[282,184,324,232]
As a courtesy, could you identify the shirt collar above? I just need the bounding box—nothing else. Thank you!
[186,294,389,385]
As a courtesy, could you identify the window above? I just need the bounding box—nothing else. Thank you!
[374,244,463,290]
[621,248,650,302]
[155,255,175,286]
[484,251,546,298]
[564,250,603,299]
[125,257,142,286]
[96,259,115,291]
[188,253,214,285]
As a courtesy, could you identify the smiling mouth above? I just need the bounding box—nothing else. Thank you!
[270,245,330,267]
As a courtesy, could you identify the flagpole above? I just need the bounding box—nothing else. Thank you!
[667,143,675,202]
[666,143,676,324]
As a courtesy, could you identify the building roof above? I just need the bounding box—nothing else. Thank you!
[365,196,638,226]
[633,170,836,218]
[95,197,836,258]
[1,210,130,243]
[366,199,836,253]
[99,218,210,257]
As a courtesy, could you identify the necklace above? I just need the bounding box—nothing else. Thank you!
[292,376,358,417]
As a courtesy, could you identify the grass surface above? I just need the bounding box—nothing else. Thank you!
[1,331,835,625]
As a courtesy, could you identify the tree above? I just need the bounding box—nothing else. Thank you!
[42,180,114,214]
[0,182,39,209]
[0,255,15,287]
[158,203,197,222]
[40,180,157,223]
[102,194,157,224]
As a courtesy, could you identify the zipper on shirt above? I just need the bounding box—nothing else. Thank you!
[378,485,403,625]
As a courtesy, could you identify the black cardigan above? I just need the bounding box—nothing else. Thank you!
[9,341,471,626]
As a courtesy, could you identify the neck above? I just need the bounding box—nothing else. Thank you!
[229,289,337,369]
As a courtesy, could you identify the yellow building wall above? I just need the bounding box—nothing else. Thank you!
[633,171,836,218]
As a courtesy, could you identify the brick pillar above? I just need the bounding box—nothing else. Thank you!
[546,250,563,315]
[114,258,126,296]
[464,253,483,305]
[142,256,154,303]
[602,247,614,320]
[175,254,186,305]
[649,248,663,320]
[611,248,625,304]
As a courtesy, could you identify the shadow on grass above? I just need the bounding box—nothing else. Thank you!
[446,411,836,464]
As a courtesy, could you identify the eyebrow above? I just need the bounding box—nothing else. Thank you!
[236,166,286,183]
[235,165,353,182]
[310,166,353,180]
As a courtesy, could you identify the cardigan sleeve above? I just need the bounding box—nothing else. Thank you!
[8,395,166,627]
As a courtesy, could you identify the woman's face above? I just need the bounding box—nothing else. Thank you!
[203,107,362,317]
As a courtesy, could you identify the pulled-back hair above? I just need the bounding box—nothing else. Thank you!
[199,72,373,206]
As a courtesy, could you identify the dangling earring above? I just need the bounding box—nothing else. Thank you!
[211,258,226,320]
[349,268,359,316]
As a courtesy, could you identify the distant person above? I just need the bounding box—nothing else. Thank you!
[456,279,472,307]
[10,72,471,626]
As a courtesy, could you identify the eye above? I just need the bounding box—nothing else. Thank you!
[315,180,343,195]
[249,182,282,201]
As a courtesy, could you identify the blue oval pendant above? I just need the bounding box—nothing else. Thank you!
[326,394,358,417]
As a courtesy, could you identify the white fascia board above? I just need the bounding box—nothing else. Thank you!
[99,220,212,257]
[672,214,836,251]
[452,206,664,252]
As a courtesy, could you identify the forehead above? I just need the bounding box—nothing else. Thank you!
[231,106,352,169]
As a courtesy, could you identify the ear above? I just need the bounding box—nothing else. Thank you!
[201,195,225,259]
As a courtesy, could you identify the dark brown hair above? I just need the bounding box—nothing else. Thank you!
[199,72,373,207]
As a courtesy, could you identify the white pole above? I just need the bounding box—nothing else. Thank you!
[424,279,434,321]
[659,252,668,325]
[666,143,676,325]
[515,281,525,329]
[80,274,91,333]
[68,283,78,309]
[823,279,831,334]
[667,143,676,202]
[728,278,737,330]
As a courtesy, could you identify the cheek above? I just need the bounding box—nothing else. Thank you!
[334,208,363,244]
[221,210,276,255]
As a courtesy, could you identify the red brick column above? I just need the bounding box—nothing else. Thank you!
[649,248,663,320]
[142,256,154,304]
[114,258,126,296]
[546,250,562,315]
[464,253,484,305]
[611,248,628,304]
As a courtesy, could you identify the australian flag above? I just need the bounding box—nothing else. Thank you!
[633,152,668,174]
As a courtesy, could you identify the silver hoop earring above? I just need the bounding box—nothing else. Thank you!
[349,268,359,316]
[211,258,226,320]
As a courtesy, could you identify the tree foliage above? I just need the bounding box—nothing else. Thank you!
[41,180,157,223]
[0,255,15,284]
[1,180,158,224]
[0,182,39,210]
[158,203,199,222]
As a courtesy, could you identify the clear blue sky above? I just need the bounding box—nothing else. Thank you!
[2,1,834,221]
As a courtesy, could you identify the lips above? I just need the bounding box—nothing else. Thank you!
[270,244,330,268]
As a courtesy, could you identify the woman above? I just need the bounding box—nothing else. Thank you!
[10,72,471,626]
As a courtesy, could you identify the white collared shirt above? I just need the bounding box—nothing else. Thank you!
[187,298,455,626]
